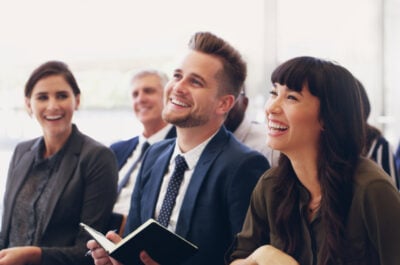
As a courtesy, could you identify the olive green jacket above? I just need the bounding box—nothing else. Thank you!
[228,157,400,265]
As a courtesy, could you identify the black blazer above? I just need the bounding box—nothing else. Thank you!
[0,125,118,265]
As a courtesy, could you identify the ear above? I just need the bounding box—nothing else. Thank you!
[216,94,235,115]
[75,94,81,110]
[24,97,33,116]
[242,95,249,110]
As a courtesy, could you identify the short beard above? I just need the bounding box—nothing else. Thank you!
[163,112,209,128]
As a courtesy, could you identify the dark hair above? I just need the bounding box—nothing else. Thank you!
[356,79,382,154]
[270,56,365,265]
[25,61,81,98]
[188,31,246,98]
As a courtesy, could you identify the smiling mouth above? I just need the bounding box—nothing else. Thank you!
[137,107,151,113]
[268,121,288,131]
[170,98,189,107]
[45,115,63,121]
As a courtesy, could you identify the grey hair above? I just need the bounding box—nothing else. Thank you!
[130,69,169,87]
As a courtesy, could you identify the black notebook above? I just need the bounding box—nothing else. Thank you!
[80,218,198,265]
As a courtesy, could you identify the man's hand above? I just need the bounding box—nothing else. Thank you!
[87,230,162,265]
[87,231,123,265]
[139,251,160,265]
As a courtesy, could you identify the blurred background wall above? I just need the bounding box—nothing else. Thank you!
[0,0,399,191]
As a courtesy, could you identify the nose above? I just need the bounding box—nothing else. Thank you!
[47,97,60,110]
[264,96,281,116]
[169,78,187,95]
[132,90,149,105]
[135,91,146,103]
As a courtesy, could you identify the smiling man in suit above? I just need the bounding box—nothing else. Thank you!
[88,31,270,265]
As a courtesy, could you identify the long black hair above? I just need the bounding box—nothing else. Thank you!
[269,56,365,265]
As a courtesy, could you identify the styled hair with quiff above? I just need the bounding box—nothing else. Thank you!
[188,32,246,98]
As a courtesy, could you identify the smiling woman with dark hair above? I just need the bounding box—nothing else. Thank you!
[0,61,118,265]
[227,56,400,265]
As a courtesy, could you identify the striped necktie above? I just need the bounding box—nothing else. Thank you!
[117,141,150,194]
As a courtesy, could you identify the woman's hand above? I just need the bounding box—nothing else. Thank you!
[0,246,41,265]
[246,245,299,265]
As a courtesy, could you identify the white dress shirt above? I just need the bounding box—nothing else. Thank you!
[113,124,173,215]
[154,131,216,232]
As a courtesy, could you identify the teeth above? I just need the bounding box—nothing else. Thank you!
[138,107,150,112]
[46,115,62,120]
[171,98,189,107]
[269,121,288,130]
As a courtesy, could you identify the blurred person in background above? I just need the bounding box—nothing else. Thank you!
[224,85,279,167]
[357,79,399,189]
[108,69,176,235]
[396,142,400,180]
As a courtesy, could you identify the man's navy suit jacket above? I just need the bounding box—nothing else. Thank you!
[110,126,176,169]
[125,126,270,265]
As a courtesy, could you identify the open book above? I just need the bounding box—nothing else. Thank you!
[80,218,198,265]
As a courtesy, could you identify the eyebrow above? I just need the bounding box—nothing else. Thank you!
[290,89,303,96]
[273,83,304,96]
[283,85,304,96]
[174,69,207,86]
[191,73,207,85]
[34,89,70,95]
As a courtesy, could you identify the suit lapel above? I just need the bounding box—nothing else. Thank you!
[40,127,83,233]
[118,138,139,169]
[176,127,229,237]
[2,140,37,239]
[141,142,175,221]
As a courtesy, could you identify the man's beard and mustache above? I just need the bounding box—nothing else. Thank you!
[162,109,209,128]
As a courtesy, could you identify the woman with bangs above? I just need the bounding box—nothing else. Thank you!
[227,56,400,265]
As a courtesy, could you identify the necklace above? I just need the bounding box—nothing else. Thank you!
[308,204,320,213]
[308,197,321,213]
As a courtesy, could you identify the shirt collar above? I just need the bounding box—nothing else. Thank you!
[34,134,70,170]
[139,124,173,146]
[171,130,218,170]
